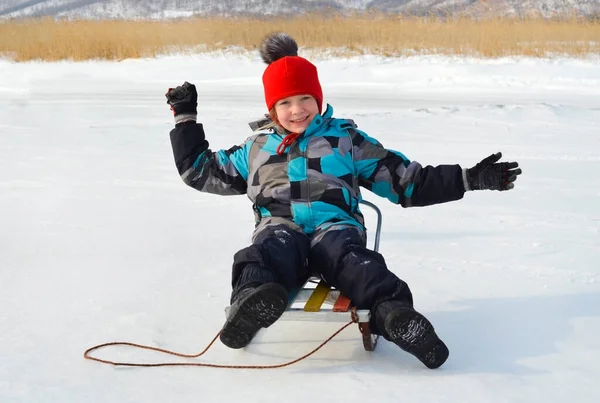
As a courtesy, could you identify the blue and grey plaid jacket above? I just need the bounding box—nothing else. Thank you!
[170,104,465,234]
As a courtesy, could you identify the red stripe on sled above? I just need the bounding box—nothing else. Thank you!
[332,295,352,312]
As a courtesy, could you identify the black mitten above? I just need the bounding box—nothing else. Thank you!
[165,81,197,124]
[464,152,522,191]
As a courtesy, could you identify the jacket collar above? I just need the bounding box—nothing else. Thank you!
[303,104,333,136]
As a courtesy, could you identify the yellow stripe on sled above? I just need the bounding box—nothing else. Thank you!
[303,281,330,312]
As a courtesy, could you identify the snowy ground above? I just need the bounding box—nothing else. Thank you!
[1,53,599,403]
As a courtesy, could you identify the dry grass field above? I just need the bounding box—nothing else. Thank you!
[0,14,599,61]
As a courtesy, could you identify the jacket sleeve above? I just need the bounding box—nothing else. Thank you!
[351,129,465,207]
[169,121,249,195]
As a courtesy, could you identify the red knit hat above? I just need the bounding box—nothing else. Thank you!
[262,56,323,113]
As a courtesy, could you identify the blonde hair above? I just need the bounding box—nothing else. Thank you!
[259,108,285,133]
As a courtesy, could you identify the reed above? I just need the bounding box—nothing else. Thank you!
[1,14,598,61]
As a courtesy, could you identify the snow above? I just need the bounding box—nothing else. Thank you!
[1,52,599,402]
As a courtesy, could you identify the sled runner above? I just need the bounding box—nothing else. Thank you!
[226,200,382,351]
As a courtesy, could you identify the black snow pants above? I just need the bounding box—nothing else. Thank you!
[230,220,413,335]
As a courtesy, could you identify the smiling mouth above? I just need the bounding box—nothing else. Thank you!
[290,116,308,124]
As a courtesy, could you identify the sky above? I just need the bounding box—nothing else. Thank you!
[1,52,599,403]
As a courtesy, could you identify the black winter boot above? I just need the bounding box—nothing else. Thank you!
[375,300,449,369]
[220,283,288,349]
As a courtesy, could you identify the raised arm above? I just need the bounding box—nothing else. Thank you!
[166,82,249,195]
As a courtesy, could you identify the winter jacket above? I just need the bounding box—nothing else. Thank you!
[169,104,465,234]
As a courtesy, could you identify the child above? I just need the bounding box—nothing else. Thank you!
[166,33,522,369]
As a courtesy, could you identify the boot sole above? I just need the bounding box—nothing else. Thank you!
[220,283,288,349]
[385,307,449,369]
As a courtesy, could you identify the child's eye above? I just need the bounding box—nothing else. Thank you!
[300,96,311,101]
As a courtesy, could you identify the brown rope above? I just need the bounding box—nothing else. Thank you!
[84,310,359,369]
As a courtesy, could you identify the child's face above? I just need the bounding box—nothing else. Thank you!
[273,94,319,133]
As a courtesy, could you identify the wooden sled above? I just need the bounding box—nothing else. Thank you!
[225,200,382,351]
[278,278,379,351]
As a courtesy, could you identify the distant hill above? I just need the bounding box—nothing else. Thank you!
[1,0,599,20]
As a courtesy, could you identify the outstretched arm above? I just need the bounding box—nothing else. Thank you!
[167,82,249,196]
[352,130,521,207]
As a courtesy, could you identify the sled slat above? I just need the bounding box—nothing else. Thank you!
[278,309,371,322]
[332,294,352,312]
[303,281,330,312]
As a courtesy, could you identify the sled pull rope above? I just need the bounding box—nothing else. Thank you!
[83,309,360,369]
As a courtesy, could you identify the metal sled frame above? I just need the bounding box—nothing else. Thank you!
[277,200,382,351]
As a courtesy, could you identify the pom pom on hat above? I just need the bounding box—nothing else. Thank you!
[260,33,323,113]
[259,32,298,64]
